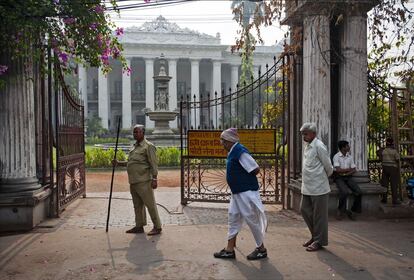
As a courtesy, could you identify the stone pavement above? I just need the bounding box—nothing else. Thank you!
[1,188,414,280]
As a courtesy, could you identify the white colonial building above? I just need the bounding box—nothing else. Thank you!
[78,16,282,130]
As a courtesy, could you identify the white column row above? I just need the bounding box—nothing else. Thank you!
[79,59,240,130]
[122,58,132,129]
[145,59,155,129]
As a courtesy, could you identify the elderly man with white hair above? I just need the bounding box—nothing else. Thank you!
[300,122,333,252]
[213,128,268,260]
[113,124,162,236]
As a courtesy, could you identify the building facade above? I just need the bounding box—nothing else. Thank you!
[78,16,282,131]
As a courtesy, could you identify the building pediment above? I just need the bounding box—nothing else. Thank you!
[122,16,220,46]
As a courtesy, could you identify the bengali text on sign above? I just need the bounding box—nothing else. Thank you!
[188,129,276,158]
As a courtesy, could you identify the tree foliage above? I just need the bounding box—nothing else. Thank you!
[232,0,413,84]
[0,0,129,79]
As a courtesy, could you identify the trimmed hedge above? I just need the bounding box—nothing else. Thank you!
[85,147,127,168]
[86,136,131,145]
[85,146,180,168]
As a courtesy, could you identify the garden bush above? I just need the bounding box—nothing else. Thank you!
[85,148,127,168]
[86,136,131,145]
[85,146,180,168]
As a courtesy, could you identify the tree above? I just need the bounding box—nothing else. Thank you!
[86,115,108,137]
[231,0,263,85]
[0,0,129,86]
[232,0,414,85]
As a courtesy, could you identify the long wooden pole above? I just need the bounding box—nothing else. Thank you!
[106,117,121,232]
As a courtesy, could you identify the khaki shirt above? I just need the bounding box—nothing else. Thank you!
[381,147,400,168]
[127,138,158,184]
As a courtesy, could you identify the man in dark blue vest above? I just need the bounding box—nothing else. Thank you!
[213,128,268,260]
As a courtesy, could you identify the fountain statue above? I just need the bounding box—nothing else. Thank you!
[145,54,178,136]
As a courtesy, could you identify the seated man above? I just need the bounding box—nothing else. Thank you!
[333,140,362,220]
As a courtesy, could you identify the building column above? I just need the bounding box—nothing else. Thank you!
[98,68,109,129]
[212,60,222,128]
[122,58,132,129]
[0,54,49,231]
[302,15,331,151]
[230,64,239,117]
[78,64,88,119]
[168,59,178,128]
[190,59,200,129]
[253,65,260,79]
[145,58,154,128]
[339,14,368,171]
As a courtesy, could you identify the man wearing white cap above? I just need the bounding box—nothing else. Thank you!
[213,128,268,260]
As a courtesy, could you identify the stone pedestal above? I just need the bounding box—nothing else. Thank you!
[146,111,178,135]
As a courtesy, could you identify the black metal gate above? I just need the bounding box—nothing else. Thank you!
[54,63,86,214]
[180,56,289,206]
[367,77,413,199]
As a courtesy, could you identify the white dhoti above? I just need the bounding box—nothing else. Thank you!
[228,190,267,247]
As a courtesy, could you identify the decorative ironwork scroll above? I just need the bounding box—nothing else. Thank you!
[180,55,289,205]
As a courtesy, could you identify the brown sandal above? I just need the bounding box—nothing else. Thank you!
[302,239,314,247]
[306,242,322,252]
[126,227,144,234]
[147,227,162,236]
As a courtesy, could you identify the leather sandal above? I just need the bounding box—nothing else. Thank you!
[147,227,162,236]
[126,226,144,234]
[302,239,314,247]
[306,242,322,252]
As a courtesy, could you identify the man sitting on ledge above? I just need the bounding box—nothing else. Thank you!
[333,140,362,220]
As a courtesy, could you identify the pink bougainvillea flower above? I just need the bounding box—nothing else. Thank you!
[63,17,75,25]
[144,0,151,3]
[123,66,132,76]
[101,54,109,65]
[90,23,98,30]
[0,65,8,75]
[112,47,120,59]
[115,27,124,36]
[58,52,69,64]
[94,5,105,13]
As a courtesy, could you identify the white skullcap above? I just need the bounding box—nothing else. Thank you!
[220,128,240,143]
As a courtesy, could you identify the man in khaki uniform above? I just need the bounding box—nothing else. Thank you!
[380,137,401,205]
[114,124,162,235]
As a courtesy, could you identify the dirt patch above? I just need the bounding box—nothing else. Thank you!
[86,169,180,192]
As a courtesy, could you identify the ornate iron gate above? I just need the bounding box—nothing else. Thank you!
[367,77,413,199]
[54,63,86,214]
[180,56,289,206]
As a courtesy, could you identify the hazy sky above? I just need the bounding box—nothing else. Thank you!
[108,0,288,46]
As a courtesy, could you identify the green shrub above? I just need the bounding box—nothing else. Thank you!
[86,136,131,145]
[85,148,126,168]
[85,146,180,168]
[157,147,180,166]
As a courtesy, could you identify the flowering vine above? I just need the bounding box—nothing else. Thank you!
[0,0,134,82]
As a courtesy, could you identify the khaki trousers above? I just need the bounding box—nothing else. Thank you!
[130,181,162,229]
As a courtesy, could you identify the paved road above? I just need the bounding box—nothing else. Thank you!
[1,188,413,280]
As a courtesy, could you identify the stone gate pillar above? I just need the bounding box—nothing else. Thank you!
[302,14,331,150]
[338,13,369,172]
[0,55,50,231]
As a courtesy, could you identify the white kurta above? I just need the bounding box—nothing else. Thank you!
[227,143,267,247]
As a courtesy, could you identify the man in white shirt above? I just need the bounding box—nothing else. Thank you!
[300,123,333,252]
[333,140,362,220]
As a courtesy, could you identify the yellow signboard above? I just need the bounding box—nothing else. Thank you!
[188,129,276,158]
